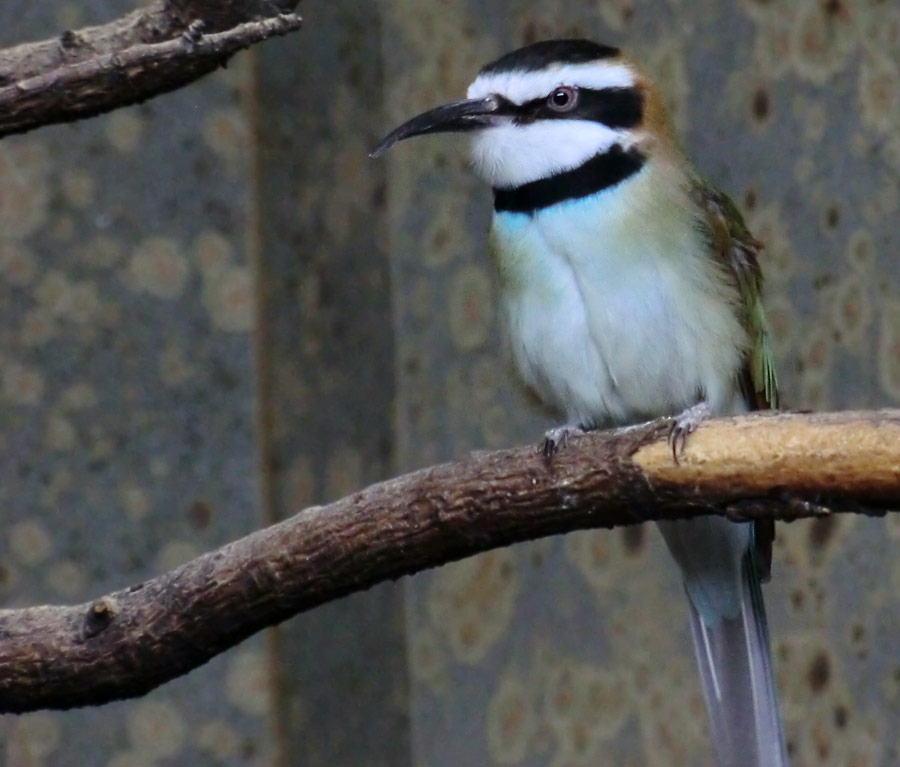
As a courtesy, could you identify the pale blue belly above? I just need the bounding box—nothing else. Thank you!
[491,205,747,426]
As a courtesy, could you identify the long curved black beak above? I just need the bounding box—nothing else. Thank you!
[370,96,502,158]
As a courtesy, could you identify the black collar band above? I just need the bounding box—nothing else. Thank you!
[493,145,645,215]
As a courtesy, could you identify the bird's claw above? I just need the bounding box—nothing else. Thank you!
[541,424,585,459]
[667,401,711,465]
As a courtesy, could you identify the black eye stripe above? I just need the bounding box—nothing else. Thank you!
[508,87,644,129]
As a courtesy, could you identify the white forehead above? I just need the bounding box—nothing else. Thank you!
[467,61,636,105]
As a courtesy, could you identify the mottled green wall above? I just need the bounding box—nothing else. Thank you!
[0,2,278,764]
[1,1,899,766]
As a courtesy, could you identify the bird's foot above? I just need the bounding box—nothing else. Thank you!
[667,401,712,464]
[541,424,585,459]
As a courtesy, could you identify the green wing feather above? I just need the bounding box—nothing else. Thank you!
[692,180,779,411]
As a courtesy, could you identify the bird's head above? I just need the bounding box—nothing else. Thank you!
[372,39,677,192]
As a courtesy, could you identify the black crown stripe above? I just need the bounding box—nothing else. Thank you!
[493,145,645,215]
[480,40,620,75]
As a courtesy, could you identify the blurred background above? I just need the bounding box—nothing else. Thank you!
[1,0,899,765]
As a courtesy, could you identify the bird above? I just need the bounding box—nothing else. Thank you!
[372,39,786,767]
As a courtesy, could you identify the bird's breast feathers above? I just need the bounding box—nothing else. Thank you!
[489,168,749,426]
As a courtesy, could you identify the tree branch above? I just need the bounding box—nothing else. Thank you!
[1,409,898,713]
[0,0,302,138]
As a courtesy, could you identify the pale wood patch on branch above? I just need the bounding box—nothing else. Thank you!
[0,409,897,714]
[0,0,302,139]
[635,410,900,502]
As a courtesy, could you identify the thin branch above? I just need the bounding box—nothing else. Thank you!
[0,0,302,138]
[1,409,898,713]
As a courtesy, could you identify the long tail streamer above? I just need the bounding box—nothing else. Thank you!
[659,517,788,767]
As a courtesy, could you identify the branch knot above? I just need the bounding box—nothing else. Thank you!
[83,599,116,639]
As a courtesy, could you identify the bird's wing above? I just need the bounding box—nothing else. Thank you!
[692,180,779,410]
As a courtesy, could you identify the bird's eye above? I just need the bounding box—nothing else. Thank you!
[547,86,578,112]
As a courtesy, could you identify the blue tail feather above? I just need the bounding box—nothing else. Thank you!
[659,517,788,767]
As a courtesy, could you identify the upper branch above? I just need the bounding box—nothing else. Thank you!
[0,0,302,138]
[1,409,898,713]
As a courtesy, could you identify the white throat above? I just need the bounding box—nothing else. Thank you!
[468,120,630,188]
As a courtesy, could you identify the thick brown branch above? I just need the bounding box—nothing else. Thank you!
[0,1,302,138]
[1,409,898,713]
